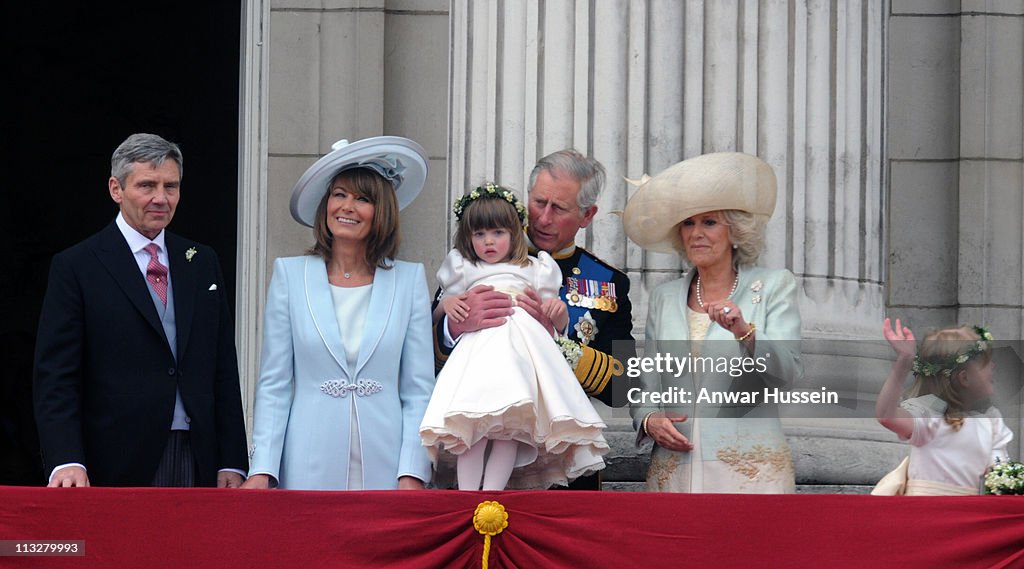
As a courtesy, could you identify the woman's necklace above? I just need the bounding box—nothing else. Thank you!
[695,271,739,310]
[331,263,363,282]
[333,262,359,280]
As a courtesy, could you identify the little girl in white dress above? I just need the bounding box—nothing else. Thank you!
[874,318,1013,495]
[420,184,607,490]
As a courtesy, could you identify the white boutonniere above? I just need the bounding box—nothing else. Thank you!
[750,279,763,304]
[185,247,197,262]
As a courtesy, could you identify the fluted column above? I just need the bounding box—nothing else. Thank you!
[449,0,886,342]
[237,0,450,432]
[449,0,890,488]
[956,6,1024,343]
[955,4,1024,453]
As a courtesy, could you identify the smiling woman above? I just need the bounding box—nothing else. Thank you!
[325,178,375,251]
[311,169,390,284]
[243,136,436,491]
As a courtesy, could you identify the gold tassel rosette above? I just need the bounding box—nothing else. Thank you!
[473,501,509,569]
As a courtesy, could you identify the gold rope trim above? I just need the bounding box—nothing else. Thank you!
[473,501,508,569]
[576,346,624,396]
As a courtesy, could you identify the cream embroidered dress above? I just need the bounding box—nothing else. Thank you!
[420,249,608,489]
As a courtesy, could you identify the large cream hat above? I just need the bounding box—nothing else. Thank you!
[290,136,428,227]
[621,152,777,254]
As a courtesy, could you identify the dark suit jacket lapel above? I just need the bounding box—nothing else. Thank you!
[167,233,194,362]
[677,269,695,340]
[93,223,169,345]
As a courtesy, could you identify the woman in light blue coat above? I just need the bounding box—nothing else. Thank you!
[623,152,802,493]
[243,137,434,490]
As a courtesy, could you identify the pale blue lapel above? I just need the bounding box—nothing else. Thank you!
[677,270,696,340]
[355,262,396,374]
[304,257,350,376]
[733,267,762,325]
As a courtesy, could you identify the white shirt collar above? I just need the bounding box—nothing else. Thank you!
[115,212,167,255]
[524,232,576,259]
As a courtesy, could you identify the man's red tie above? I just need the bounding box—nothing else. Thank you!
[144,243,168,305]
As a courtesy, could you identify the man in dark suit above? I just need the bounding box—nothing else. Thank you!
[434,149,636,489]
[33,133,247,488]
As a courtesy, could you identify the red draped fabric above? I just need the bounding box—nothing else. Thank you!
[1,487,1022,568]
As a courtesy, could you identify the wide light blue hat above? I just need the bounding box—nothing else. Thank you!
[290,136,429,227]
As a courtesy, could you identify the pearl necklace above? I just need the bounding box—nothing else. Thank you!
[695,271,739,310]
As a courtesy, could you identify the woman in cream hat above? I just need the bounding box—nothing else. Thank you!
[623,152,802,493]
[243,136,435,490]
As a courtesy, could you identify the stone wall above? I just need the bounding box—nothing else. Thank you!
[887,0,1024,460]
[239,0,1023,489]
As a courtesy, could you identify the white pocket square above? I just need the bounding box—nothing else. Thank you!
[208,284,218,291]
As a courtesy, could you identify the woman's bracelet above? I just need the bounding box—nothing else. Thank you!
[735,322,756,342]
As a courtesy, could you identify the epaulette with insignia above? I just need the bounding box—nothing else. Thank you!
[576,246,627,277]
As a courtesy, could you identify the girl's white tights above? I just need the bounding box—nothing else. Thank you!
[457,439,518,490]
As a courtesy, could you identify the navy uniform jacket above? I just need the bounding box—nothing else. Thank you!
[547,246,636,407]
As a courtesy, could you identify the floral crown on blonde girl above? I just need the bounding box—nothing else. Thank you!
[453,183,528,228]
[912,325,994,378]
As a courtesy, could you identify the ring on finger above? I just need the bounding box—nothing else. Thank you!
[723,306,731,314]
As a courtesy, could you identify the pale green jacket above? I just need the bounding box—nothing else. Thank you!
[631,266,803,443]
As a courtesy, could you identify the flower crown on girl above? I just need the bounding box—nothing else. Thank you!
[911,325,994,378]
[453,183,528,228]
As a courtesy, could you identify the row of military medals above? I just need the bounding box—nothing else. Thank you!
[566,274,618,312]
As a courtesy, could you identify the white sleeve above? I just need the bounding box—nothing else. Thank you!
[990,414,1014,464]
[533,251,563,301]
[436,249,469,297]
[900,398,943,447]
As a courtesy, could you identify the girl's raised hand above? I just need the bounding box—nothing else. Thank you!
[883,317,916,360]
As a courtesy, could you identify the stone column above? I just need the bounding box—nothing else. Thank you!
[237,0,271,430]
[448,0,889,489]
[957,3,1024,456]
[888,0,1024,457]
[956,3,1024,345]
[237,0,451,426]
[449,0,886,338]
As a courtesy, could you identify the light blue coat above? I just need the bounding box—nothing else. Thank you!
[249,256,435,489]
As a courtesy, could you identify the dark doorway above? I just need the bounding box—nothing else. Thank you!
[0,3,241,485]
